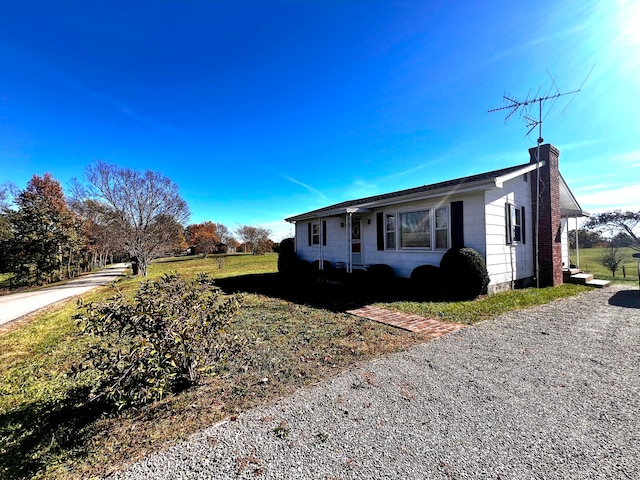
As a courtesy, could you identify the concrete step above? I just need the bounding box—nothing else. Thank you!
[585,279,611,288]
[563,268,581,276]
[566,273,594,285]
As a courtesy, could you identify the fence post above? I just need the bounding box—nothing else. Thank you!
[633,253,640,294]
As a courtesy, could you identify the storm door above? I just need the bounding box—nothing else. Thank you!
[351,217,363,266]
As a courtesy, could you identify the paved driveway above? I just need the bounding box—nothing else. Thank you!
[0,263,129,327]
[113,285,640,479]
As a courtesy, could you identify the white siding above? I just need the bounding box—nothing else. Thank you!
[292,172,536,291]
[361,192,486,278]
[294,217,347,267]
[484,175,534,290]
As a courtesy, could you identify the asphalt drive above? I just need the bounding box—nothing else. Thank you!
[0,263,129,327]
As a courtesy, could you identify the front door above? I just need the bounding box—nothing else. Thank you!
[351,217,362,266]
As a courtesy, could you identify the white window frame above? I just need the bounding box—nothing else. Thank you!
[506,203,523,244]
[385,213,396,250]
[311,222,320,245]
[384,205,450,251]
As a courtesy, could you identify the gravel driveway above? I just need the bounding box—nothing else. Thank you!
[113,285,640,479]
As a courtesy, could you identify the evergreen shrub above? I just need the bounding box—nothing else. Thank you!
[440,247,490,300]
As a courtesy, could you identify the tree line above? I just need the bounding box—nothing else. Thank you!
[0,163,273,287]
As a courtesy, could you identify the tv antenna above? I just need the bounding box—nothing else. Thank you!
[488,67,593,146]
[488,67,594,288]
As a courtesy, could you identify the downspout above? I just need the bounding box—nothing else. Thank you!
[347,213,352,273]
[320,217,324,270]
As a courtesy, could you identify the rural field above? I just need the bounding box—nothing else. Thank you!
[0,252,619,479]
[569,246,638,284]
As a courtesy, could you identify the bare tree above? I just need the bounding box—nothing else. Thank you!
[215,223,236,247]
[235,225,272,254]
[598,244,626,277]
[85,162,190,276]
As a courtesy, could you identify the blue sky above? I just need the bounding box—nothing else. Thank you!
[1,0,638,240]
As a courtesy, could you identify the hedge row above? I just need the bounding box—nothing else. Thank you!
[277,242,489,300]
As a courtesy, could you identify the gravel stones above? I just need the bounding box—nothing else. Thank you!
[111,286,640,479]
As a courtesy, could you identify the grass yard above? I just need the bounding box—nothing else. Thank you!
[378,284,589,324]
[0,252,595,479]
[0,254,426,479]
[569,246,638,285]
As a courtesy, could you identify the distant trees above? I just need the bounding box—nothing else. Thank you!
[235,225,272,254]
[568,229,603,249]
[185,222,219,258]
[84,162,190,276]
[584,210,640,251]
[215,223,238,250]
[68,198,124,269]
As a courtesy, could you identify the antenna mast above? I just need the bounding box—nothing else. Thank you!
[488,70,589,288]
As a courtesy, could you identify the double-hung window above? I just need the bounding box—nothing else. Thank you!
[435,206,449,249]
[506,203,525,244]
[311,222,320,245]
[385,214,396,249]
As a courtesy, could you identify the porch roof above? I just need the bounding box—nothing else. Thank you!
[559,173,589,217]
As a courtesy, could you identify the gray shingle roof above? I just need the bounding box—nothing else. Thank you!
[286,162,532,222]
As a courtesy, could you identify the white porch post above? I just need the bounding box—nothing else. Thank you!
[575,216,580,269]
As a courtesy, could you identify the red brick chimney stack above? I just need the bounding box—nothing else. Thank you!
[529,144,563,287]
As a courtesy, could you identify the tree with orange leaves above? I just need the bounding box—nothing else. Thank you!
[185,221,219,258]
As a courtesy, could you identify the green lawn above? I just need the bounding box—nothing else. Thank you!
[0,252,598,480]
[378,284,589,325]
[569,246,638,284]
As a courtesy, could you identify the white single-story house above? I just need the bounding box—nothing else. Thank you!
[285,144,587,293]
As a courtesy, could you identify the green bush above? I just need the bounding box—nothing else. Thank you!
[410,264,443,298]
[440,247,490,300]
[366,264,395,282]
[278,237,295,254]
[277,252,299,276]
[73,272,242,409]
[311,260,334,277]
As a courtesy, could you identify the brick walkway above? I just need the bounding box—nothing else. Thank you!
[346,305,465,336]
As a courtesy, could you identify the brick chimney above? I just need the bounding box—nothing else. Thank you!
[529,144,563,287]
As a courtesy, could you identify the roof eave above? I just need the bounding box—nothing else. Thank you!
[285,178,500,222]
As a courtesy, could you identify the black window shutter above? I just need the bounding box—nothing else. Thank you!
[322,220,327,246]
[521,206,526,244]
[308,222,312,246]
[376,212,384,250]
[505,203,512,244]
[451,201,464,248]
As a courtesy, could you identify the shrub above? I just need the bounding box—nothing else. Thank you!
[73,272,242,409]
[410,264,443,298]
[366,264,395,283]
[278,237,295,254]
[277,238,300,277]
[277,251,299,276]
[440,247,490,300]
[311,260,333,276]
